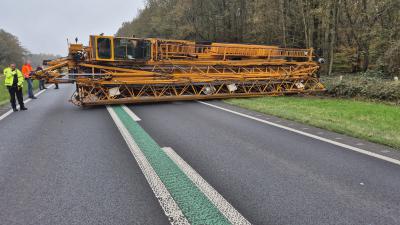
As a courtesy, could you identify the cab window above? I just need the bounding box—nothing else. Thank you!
[97,38,112,59]
[114,38,150,60]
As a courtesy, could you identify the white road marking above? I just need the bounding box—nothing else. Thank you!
[198,101,400,166]
[162,147,251,225]
[34,89,47,97]
[0,84,54,122]
[122,105,141,121]
[107,106,189,225]
[0,111,13,121]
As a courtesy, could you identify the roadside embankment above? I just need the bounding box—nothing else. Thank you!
[225,96,400,149]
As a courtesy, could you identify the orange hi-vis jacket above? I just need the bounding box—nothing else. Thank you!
[22,64,32,79]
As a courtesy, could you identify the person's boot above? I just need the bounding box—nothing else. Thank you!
[20,106,28,110]
[13,108,18,112]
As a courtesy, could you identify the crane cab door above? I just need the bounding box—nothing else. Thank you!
[92,36,114,61]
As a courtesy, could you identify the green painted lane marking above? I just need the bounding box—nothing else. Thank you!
[112,106,231,225]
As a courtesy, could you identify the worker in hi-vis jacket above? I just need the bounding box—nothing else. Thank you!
[3,63,28,111]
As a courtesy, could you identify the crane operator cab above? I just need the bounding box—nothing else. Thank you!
[90,35,151,62]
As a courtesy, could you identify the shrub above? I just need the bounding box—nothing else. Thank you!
[378,40,400,77]
[322,75,400,104]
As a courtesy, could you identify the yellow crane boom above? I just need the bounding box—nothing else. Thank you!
[32,35,325,106]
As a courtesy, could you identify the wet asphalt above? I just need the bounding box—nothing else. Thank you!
[0,85,399,225]
[0,85,169,225]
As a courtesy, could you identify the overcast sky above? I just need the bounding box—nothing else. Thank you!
[0,0,145,55]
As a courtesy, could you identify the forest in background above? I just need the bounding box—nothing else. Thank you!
[0,29,26,71]
[0,29,60,104]
[117,0,400,76]
[0,29,59,72]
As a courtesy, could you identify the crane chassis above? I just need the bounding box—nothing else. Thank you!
[33,35,325,106]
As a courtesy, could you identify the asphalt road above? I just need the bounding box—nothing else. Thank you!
[130,102,400,225]
[1,85,400,225]
[0,85,169,225]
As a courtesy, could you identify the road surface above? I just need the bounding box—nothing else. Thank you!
[1,84,399,225]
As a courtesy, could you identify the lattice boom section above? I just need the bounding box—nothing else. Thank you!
[71,78,325,106]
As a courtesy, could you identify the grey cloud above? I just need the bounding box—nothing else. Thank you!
[0,0,144,55]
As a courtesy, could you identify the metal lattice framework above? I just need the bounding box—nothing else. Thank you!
[32,35,325,106]
[72,78,323,106]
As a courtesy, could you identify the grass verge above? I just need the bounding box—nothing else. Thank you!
[225,97,400,149]
[0,76,39,107]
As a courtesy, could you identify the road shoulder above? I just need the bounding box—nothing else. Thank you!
[204,100,400,162]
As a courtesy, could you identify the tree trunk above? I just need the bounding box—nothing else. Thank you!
[280,0,287,47]
[301,0,309,48]
[328,0,340,76]
[362,45,370,71]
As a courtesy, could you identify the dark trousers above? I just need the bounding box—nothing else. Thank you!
[39,80,46,90]
[8,86,25,109]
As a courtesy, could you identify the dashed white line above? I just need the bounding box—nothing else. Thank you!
[107,106,189,225]
[162,147,251,225]
[198,101,400,166]
[122,105,141,121]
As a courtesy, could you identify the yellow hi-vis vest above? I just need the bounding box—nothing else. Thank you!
[3,67,24,87]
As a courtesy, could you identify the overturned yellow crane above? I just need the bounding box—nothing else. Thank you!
[32,35,325,106]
